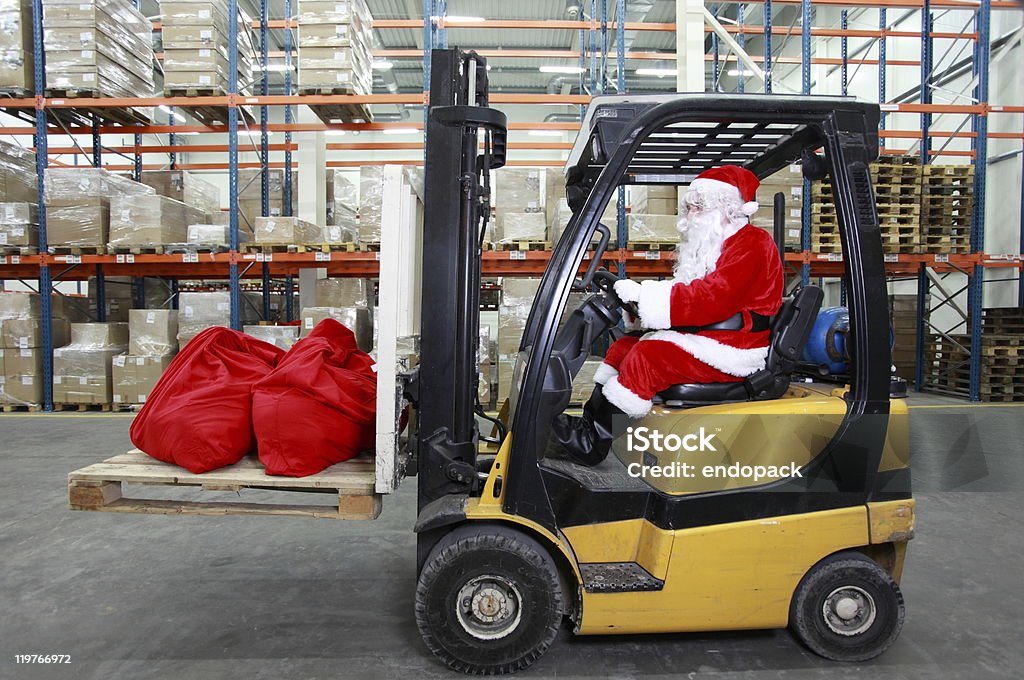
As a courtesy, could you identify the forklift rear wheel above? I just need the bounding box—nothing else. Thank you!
[790,551,905,662]
[415,525,564,674]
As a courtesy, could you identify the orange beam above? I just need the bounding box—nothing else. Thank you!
[48,143,297,155]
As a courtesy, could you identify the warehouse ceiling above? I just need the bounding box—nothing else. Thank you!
[142,1,795,97]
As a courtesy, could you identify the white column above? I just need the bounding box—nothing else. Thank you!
[296,111,326,311]
[676,0,706,92]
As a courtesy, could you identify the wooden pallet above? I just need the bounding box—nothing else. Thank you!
[109,245,166,255]
[49,245,107,255]
[242,243,304,254]
[44,89,152,127]
[627,241,677,251]
[165,244,230,254]
[68,450,381,520]
[1,403,43,412]
[922,165,974,178]
[0,246,38,256]
[53,402,112,412]
[163,88,256,127]
[299,89,373,126]
[302,242,360,253]
[494,240,552,252]
[111,403,144,413]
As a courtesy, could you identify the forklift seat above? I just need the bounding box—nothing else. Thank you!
[654,286,824,407]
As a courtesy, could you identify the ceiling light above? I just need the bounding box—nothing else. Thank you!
[635,68,675,77]
[727,68,755,77]
[372,60,393,71]
[174,131,200,136]
[441,15,485,23]
[240,129,273,137]
[539,65,585,74]
[382,128,420,135]
[325,129,348,136]
[528,130,563,137]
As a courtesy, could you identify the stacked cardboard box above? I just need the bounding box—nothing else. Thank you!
[0,149,36,253]
[301,277,373,351]
[253,216,323,244]
[140,170,221,214]
[326,169,358,243]
[185,223,250,248]
[496,278,541,402]
[890,293,928,384]
[86,275,172,322]
[756,166,803,250]
[296,0,373,94]
[0,0,32,92]
[109,195,209,248]
[177,291,262,346]
[358,165,383,244]
[0,201,38,249]
[112,310,178,405]
[53,322,128,404]
[243,325,300,350]
[477,326,492,407]
[42,0,155,99]
[44,168,154,248]
[160,0,253,94]
[0,292,73,405]
[631,185,678,215]
[238,169,298,232]
[627,214,678,242]
[494,168,544,245]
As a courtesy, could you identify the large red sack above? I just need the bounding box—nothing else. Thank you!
[130,326,285,473]
[253,318,377,476]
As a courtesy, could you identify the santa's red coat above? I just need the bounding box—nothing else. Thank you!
[599,224,784,416]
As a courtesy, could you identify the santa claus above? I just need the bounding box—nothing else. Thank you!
[552,164,784,466]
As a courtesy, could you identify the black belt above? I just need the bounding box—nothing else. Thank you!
[671,311,771,334]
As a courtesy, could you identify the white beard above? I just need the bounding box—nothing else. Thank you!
[673,207,732,284]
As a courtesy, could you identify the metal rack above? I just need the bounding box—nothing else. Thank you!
[0,0,1021,408]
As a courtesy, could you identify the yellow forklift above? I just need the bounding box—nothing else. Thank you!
[410,49,913,673]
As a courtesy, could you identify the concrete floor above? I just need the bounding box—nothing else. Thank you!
[1,396,1022,680]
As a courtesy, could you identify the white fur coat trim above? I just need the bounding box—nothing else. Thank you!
[641,330,769,378]
[593,362,619,386]
[603,375,654,418]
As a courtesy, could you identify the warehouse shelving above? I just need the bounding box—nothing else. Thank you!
[2,0,1020,409]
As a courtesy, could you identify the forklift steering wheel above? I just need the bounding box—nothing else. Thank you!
[593,269,640,319]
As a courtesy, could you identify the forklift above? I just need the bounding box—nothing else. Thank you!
[409,49,913,674]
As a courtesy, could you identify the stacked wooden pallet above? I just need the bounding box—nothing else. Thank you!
[923,308,1024,401]
[919,165,974,254]
[810,155,922,254]
[890,293,928,383]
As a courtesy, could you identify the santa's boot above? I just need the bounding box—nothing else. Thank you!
[551,386,624,466]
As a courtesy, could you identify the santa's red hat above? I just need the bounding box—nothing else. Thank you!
[688,165,760,216]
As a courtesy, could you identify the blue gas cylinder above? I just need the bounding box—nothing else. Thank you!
[802,306,851,375]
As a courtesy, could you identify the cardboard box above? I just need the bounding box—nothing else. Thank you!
[495,167,544,214]
[0,220,36,247]
[140,170,220,213]
[1,317,70,349]
[314,278,371,308]
[4,346,41,375]
[254,216,323,244]
[69,322,129,347]
[628,214,679,242]
[112,353,173,404]
[631,185,678,214]
[300,306,372,352]
[0,291,73,320]
[496,212,547,243]
[46,197,109,247]
[128,309,179,356]
[109,194,208,247]
[243,325,300,350]
[358,165,382,242]
[0,371,42,404]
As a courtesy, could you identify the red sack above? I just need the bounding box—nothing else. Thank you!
[130,326,285,473]
[253,318,377,477]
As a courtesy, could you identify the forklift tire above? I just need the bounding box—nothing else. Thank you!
[789,551,905,662]
[415,524,564,674]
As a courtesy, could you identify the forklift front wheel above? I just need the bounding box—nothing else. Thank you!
[790,551,906,662]
[415,524,564,674]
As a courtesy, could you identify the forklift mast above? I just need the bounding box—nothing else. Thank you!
[416,50,507,513]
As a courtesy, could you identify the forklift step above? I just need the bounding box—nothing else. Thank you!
[579,562,665,593]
